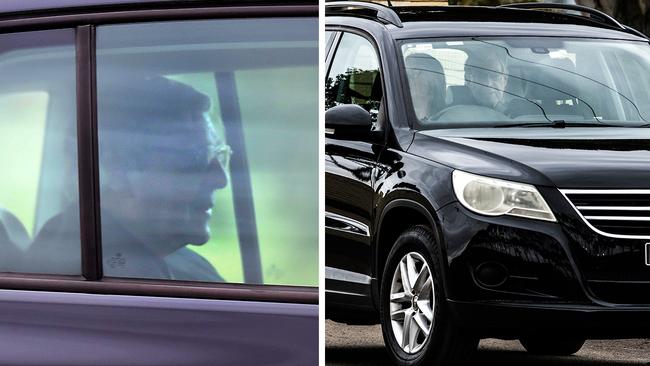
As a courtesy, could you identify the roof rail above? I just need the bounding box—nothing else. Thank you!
[623,24,649,40]
[326,1,403,28]
[499,2,625,30]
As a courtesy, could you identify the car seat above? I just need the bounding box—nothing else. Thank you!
[0,207,30,271]
[22,207,80,275]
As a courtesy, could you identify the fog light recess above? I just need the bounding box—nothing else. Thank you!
[474,261,509,288]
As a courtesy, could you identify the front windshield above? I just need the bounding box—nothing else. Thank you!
[400,37,650,129]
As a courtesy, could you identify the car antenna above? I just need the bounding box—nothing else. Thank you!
[386,0,393,7]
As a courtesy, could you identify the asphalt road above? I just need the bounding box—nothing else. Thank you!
[326,320,650,365]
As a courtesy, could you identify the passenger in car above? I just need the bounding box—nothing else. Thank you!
[26,76,229,281]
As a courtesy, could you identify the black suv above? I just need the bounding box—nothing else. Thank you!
[325,2,650,365]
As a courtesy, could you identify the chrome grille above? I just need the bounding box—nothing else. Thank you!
[561,189,650,238]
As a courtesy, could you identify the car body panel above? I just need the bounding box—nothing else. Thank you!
[414,128,650,189]
[325,139,379,310]
[0,289,317,365]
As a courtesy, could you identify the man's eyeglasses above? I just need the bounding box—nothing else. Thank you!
[209,143,232,173]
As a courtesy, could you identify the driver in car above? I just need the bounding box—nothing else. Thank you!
[26,75,229,282]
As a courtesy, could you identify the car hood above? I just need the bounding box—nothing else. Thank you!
[411,127,650,189]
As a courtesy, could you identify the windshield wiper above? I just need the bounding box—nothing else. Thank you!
[495,120,624,128]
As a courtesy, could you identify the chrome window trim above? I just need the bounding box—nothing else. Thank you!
[325,211,370,237]
[559,188,650,240]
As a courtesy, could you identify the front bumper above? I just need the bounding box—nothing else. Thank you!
[438,186,650,332]
[449,300,650,339]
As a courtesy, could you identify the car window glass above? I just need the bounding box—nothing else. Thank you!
[0,29,79,275]
[326,32,382,122]
[401,38,650,129]
[96,18,318,286]
[607,52,650,120]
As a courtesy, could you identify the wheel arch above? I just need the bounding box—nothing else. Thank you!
[373,197,450,308]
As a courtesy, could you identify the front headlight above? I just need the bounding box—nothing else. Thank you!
[452,170,556,222]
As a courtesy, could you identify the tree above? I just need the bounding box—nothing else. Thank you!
[576,0,649,35]
[445,0,649,36]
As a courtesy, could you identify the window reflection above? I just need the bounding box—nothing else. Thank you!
[98,75,229,280]
[96,18,318,285]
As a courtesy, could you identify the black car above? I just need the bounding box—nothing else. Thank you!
[325,2,650,365]
[0,1,317,365]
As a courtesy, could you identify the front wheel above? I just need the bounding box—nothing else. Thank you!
[520,335,585,356]
[379,225,478,366]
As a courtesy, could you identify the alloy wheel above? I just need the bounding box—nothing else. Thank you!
[389,251,435,354]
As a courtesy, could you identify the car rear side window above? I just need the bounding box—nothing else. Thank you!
[95,18,318,286]
[0,29,80,275]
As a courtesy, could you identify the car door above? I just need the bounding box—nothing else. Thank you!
[325,29,386,309]
[0,2,317,365]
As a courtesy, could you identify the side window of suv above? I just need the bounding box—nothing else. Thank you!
[0,16,317,295]
[93,18,318,286]
[326,32,383,122]
[0,29,79,275]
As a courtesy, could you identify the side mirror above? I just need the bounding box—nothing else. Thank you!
[325,104,372,140]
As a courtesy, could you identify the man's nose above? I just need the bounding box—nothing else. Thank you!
[206,159,228,190]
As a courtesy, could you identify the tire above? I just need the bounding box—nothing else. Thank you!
[520,335,585,356]
[379,225,478,366]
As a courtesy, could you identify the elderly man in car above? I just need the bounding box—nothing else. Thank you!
[26,75,229,281]
[464,50,510,113]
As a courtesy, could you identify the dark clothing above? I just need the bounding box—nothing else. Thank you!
[0,208,29,272]
[25,206,223,282]
[447,85,553,118]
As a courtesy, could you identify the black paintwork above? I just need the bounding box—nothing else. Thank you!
[325,6,650,337]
